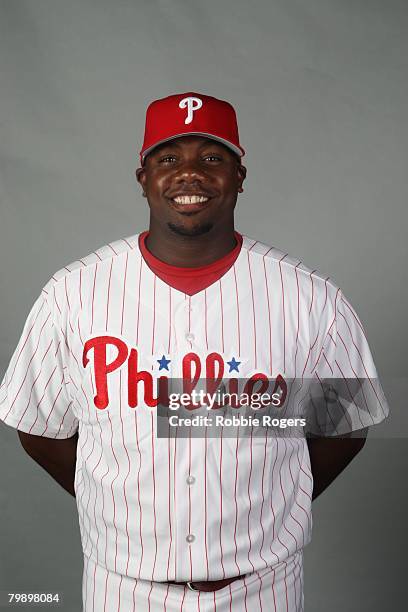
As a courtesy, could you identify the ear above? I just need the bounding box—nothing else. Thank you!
[237,164,247,193]
[135,166,147,197]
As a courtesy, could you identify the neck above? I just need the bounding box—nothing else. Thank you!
[145,225,238,268]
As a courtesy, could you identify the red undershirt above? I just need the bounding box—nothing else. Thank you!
[138,230,243,296]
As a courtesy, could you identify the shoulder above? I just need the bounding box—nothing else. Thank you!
[41,233,140,298]
[240,233,341,301]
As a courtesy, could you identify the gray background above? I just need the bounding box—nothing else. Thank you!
[0,0,406,610]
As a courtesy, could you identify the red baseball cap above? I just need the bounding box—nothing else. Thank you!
[139,92,245,165]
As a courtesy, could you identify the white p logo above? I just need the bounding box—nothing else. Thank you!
[179,96,203,124]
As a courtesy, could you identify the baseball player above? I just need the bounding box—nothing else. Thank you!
[0,92,389,611]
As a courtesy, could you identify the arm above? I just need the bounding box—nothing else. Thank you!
[17,430,79,497]
[306,428,368,500]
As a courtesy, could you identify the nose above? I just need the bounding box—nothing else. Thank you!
[174,160,206,184]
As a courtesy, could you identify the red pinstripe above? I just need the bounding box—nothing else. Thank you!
[257,571,264,612]
[233,428,242,576]
[168,287,172,354]
[98,428,111,590]
[308,270,316,314]
[219,280,225,354]
[278,255,288,372]
[204,290,209,351]
[135,412,144,576]
[294,441,313,507]
[262,253,273,375]
[77,315,84,347]
[117,575,123,612]
[76,423,90,525]
[243,574,248,612]
[64,276,75,335]
[310,289,340,373]
[322,350,333,374]
[285,263,303,411]
[166,423,172,580]
[258,432,269,568]
[103,567,109,612]
[283,562,289,612]
[121,253,128,335]
[80,429,96,554]
[322,276,330,312]
[173,428,178,578]
[119,372,132,574]
[293,263,302,377]
[107,410,120,572]
[246,431,255,573]
[204,426,209,579]
[246,251,257,368]
[277,444,293,569]
[91,424,104,611]
[286,441,307,547]
[188,426,193,581]
[180,587,187,610]
[271,567,277,611]
[269,436,281,564]
[152,275,156,354]
[53,399,74,438]
[218,427,226,579]
[292,558,298,612]
[233,266,241,356]
[90,265,98,335]
[307,276,330,370]
[90,422,104,562]
[136,258,143,346]
[188,295,192,350]
[163,583,170,611]
[79,267,83,310]
[106,260,113,331]
[14,339,53,426]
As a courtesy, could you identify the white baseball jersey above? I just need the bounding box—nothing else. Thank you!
[0,232,389,611]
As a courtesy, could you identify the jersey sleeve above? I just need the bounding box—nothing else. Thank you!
[305,290,390,436]
[0,290,79,438]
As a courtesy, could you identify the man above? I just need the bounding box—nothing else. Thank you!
[0,92,389,611]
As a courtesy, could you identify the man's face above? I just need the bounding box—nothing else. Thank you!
[135,135,247,237]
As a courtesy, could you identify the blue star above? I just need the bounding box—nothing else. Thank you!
[227,357,241,373]
[157,355,171,371]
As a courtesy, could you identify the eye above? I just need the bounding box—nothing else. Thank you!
[159,155,177,163]
[203,154,222,162]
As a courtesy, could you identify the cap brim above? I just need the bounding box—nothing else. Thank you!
[141,132,244,162]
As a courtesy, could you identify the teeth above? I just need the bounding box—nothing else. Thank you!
[173,195,209,204]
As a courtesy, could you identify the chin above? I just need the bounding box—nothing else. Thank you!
[167,222,214,237]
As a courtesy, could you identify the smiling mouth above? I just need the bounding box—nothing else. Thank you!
[171,195,210,205]
[168,194,212,213]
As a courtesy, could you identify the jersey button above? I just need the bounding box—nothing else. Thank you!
[185,333,195,342]
[186,475,196,485]
[186,534,195,543]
